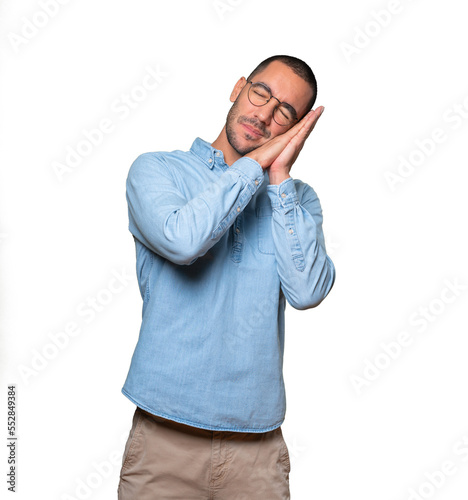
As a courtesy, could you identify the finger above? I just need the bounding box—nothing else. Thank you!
[295,112,320,140]
[289,106,324,137]
[300,107,324,139]
[283,110,314,138]
[287,108,323,151]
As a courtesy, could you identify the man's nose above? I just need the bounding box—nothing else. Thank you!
[253,100,277,125]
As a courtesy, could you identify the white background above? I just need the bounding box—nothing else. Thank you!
[1,0,467,498]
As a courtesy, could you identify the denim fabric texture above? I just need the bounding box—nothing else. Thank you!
[121,137,336,432]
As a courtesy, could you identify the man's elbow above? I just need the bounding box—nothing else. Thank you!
[288,291,328,311]
[159,244,200,266]
[287,264,336,311]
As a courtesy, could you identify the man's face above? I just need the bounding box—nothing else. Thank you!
[225,60,314,156]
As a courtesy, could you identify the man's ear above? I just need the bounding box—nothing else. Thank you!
[230,77,247,103]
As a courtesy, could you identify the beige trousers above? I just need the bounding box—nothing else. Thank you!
[117,407,291,499]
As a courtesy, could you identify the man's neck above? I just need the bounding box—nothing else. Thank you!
[211,127,241,166]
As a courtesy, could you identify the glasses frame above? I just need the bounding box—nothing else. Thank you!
[246,80,298,127]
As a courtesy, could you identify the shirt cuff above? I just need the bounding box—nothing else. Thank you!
[266,177,299,209]
[230,157,264,193]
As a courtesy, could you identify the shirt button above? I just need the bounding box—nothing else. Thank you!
[237,207,241,212]
[236,228,240,233]
[289,228,294,234]
[281,193,287,198]
[208,158,213,163]
[255,180,259,185]
[216,152,220,157]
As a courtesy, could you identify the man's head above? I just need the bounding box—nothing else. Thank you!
[225,55,317,156]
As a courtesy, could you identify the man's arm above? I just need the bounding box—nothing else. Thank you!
[126,152,264,265]
[246,106,335,309]
[266,178,336,310]
[246,107,324,180]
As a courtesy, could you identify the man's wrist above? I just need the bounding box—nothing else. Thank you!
[245,151,260,164]
[268,171,291,185]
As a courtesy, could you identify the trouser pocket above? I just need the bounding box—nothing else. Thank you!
[120,407,144,472]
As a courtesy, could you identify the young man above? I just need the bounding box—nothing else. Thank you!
[118,55,336,499]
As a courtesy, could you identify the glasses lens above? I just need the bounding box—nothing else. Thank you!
[249,83,270,105]
[274,104,294,126]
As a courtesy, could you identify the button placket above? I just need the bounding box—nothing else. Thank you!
[231,214,244,263]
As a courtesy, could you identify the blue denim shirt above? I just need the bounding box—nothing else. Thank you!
[121,137,336,432]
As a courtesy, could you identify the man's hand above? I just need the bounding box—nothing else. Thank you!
[246,106,324,184]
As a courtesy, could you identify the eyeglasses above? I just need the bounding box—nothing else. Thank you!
[246,80,298,127]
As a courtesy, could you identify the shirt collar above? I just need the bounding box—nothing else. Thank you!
[190,137,226,169]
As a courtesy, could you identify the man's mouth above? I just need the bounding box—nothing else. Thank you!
[241,123,263,138]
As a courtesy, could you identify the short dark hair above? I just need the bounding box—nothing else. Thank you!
[247,55,317,114]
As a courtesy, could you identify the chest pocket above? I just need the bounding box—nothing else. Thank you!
[256,205,275,255]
